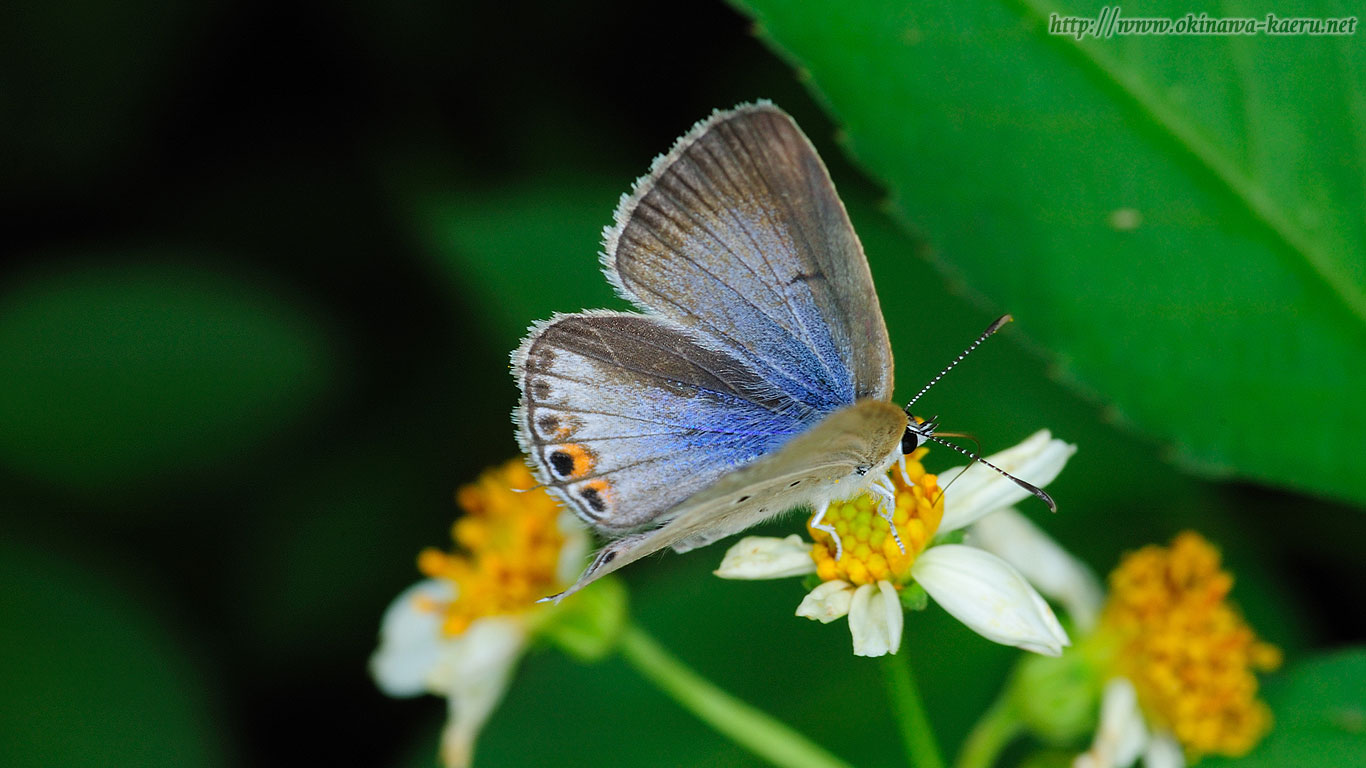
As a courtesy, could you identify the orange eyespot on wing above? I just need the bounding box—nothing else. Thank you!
[573,479,613,516]
[547,443,596,480]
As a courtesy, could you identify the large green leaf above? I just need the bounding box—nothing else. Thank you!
[731,0,1366,505]
[1206,648,1366,768]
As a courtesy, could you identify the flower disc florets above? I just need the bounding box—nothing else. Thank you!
[808,447,944,586]
[417,460,568,636]
[1100,532,1282,759]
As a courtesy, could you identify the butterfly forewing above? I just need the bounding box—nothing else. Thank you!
[603,102,893,406]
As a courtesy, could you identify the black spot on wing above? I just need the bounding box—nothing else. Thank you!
[550,450,574,477]
[580,486,607,513]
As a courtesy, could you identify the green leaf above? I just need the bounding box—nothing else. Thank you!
[731,0,1366,505]
[0,259,340,500]
[0,541,228,768]
[1205,648,1366,768]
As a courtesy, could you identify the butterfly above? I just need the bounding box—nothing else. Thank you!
[513,102,1050,602]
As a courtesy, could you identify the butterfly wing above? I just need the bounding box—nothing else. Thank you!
[602,101,894,408]
[516,103,902,598]
[514,311,823,532]
[544,399,909,601]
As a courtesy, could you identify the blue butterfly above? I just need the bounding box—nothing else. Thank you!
[513,102,1047,601]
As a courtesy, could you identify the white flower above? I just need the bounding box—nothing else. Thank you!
[371,579,458,698]
[370,458,591,768]
[716,430,1077,657]
[847,581,904,657]
[794,580,855,624]
[1074,679,1183,768]
[1064,532,1281,768]
[716,534,815,579]
[937,428,1075,533]
[966,507,1103,631]
[911,544,1069,656]
[372,583,529,768]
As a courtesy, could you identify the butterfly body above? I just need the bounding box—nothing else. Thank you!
[514,102,905,599]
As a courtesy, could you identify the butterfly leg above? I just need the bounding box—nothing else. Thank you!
[872,475,906,554]
[896,451,913,485]
[809,500,844,561]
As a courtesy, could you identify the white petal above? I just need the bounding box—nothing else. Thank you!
[714,535,816,580]
[912,545,1070,656]
[1142,732,1185,768]
[433,617,528,768]
[370,579,455,698]
[967,507,1104,631]
[795,580,855,623]
[1075,678,1149,768]
[848,581,904,657]
[939,430,1076,532]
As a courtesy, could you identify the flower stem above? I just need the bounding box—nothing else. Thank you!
[618,623,854,768]
[954,695,1022,768]
[880,653,945,768]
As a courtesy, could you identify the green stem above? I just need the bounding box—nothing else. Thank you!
[618,623,854,768]
[880,653,946,768]
[954,695,1023,768]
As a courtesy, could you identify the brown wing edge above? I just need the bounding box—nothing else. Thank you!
[510,309,635,526]
[598,101,776,302]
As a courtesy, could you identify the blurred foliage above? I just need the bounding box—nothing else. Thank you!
[0,259,338,501]
[0,543,229,768]
[1,1,1362,767]
[1204,649,1366,768]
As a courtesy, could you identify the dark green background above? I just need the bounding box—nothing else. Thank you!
[2,2,1361,767]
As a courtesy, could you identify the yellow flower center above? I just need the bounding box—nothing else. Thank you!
[1100,531,1282,759]
[416,458,567,636]
[808,447,943,586]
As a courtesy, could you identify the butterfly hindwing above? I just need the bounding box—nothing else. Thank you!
[514,311,823,532]
[603,102,894,407]
[548,399,908,599]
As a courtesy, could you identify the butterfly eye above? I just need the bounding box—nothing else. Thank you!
[901,425,922,455]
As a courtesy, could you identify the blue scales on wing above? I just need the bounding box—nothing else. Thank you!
[514,312,821,532]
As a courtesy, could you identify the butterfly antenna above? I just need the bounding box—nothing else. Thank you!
[925,434,1057,513]
[904,314,1013,412]
[928,431,981,506]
